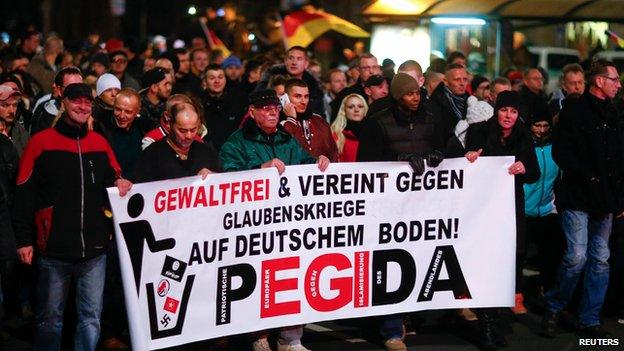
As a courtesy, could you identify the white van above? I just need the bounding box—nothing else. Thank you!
[527,47,581,93]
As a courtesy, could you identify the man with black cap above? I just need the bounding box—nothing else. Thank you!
[13,82,132,351]
[220,89,327,351]
[109,50,140,90]
[357,73,446,351]
[140,67,172,129]
[220,89,328,173]
[363,74,392,117]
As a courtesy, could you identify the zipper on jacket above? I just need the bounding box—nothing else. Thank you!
[538,146,546,217]
[77,136,86,258]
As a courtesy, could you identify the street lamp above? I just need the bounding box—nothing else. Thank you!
[188,5,197,15]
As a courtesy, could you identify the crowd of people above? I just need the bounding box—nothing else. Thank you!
[0,29,623,351]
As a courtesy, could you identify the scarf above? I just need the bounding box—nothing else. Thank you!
[444,86,467,122]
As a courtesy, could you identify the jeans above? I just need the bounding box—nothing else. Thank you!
[34,254,106,351]
[545,210,612,327]
[380,314,404,341]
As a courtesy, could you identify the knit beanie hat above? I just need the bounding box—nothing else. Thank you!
[494,90,522,114]
[91,52,111,69]
[390,72,419,100]
[96,73,121,97]
[455,96,494,147]
[470,75,489,92]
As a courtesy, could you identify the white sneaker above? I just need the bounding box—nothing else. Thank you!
[252,337,273,351]
[276,343,311,351]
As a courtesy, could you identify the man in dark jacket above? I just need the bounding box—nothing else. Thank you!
[256,46,325,117]
[330,53,382,121]
[139,67,172,129]
[13,83,132,351]
[356,73,445,351]
[427,63,469,141]
[134,101,220,183]
[202,64,249,150]
[0,83,29,156]
[520,68,551,124]
[92,73,121,125]
[542,59,624,339]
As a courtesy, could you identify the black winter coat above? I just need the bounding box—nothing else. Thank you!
[0,135,18,260]
[448,118,540,239]
[202,90,249,151]
[427,83,464,142]
[552,91,624,215]
[357,99,446,162]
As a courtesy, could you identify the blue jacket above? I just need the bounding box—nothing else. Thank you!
[524,142,559,217]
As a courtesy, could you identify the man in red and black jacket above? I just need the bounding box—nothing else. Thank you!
[12,83,132,351]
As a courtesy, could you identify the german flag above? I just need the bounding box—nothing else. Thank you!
[283,9,369,48]
[199,17,232,57]
[606,30,624,48]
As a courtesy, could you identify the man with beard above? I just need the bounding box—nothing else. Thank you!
[202,64,249,150]
[139,67,172,129]
[281,78,337,161]
[357,73,446,351]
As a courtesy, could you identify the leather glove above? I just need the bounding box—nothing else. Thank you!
[426,150,444,168]
[399,153,425,175]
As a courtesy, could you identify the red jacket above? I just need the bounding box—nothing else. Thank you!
[333,129,359,162]
[281,114,338,161]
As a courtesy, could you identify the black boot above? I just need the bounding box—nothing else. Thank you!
[476,309,497,350]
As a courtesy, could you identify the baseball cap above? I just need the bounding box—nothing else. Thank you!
[63,83,94,100]
[0,84,21,101]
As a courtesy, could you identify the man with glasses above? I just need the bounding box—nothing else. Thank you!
[520,68,551,124]
[330,53,382,121]
[542,59,624,339]
[109,50,140,90]
[220,89,328,351]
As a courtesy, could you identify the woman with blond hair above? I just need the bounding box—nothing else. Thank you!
[330,93,368,162]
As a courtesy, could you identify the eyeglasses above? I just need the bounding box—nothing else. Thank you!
[256,105,282,113]
[600,75,620,82]
[112,58,127,64]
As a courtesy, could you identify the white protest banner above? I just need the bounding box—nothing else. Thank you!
[107,157,516,350]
